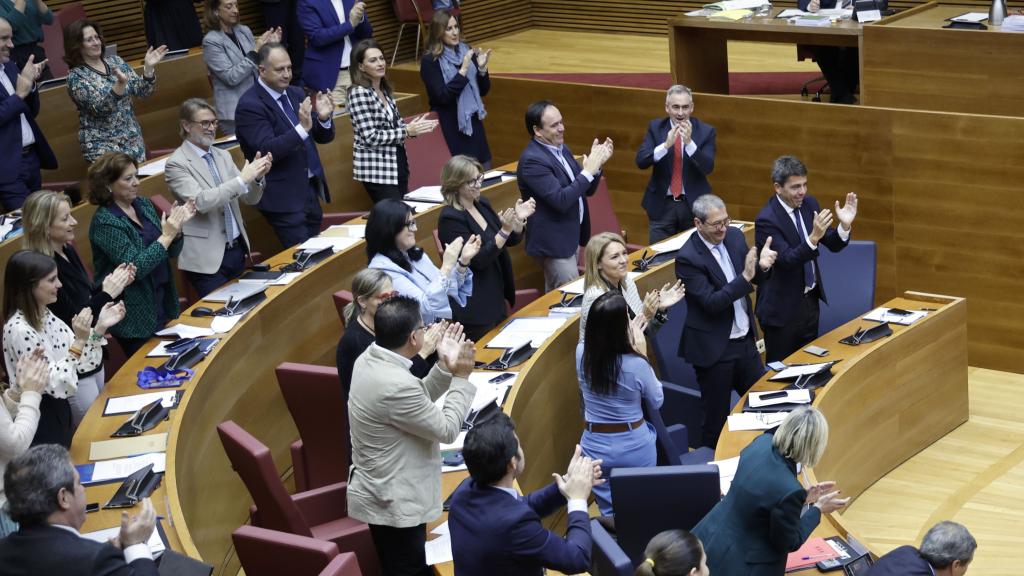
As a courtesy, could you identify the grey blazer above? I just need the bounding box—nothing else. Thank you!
[164,142,263,274]
[203,26,258,122]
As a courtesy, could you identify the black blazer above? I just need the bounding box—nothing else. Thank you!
[437,197,520,327]
[753,195,848,328]
[864,546,934,576]
[50,244,113,331]
[0,523,159,576]
[675,227,767,367]
[419,52,492,163]
[634,116,716,218]
[692,433,820,576]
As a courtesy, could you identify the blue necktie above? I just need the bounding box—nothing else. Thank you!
[794,209,815,289]
[714,243,749,337]
[203,152,239,242]
[278,93,300,127]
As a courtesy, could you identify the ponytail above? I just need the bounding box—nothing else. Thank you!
[634,529,704,576]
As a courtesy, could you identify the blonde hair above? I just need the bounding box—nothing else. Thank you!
[583,232,627,292]
[344,268,392,325]
[440,155,484,208]
[21,190,72,258]
[773,406,829,467]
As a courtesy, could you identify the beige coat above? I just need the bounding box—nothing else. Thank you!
[347,344,474,527]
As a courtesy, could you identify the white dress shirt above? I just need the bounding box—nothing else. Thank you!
[0,71,35,147]
[494,484,588,514]
[652,126,697,197]
[774,195,850,292]
[52,523,154,564]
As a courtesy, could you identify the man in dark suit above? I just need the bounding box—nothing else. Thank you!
[235,42,336,249]
[0,444,158,576]
[297,0,373,107]
[635,84,716,244]
[449,412,600,576]
[867,521,976,576]
[676,194,776,448]
[0,18,55,211]
[516,99,613,292]
[754,155,858,363]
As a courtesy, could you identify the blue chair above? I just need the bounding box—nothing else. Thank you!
[590,519,632,576]
[608,464,721,567]
[649,301,705,449]
[817,240,877,336]
[644,397,714,465]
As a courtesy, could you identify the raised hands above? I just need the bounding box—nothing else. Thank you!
[405,114,439,138]
[582,137,614,174]
[809,208,834,245]
[808,0,822,11]
[315,91,334,120]
[657,279,686,310]
[498,207,518,233]
[101,263,136,299]
[71,308,93,343]
[459,49,475,76]
[459,234,482,264]
[813,487,850,514]
[513,197,536,223]
[804,480,837,505]
[160,200,197,240]
[436,323,474,377]
[419,320,448,359]
[475,47,492,70]
[629,313,649,355]
[112,68,128,96]
[742,245,758,282]
[663,122,682,149]
[835,192,858,230]
[349,1,366,25]
[441,236,465,274]
[759,236,778,271]
[112,498,156,549]
[641,290,661,322]
[15,54,47,98]
[255,27,282,52]
[15,348,49,395]
[95,301,127,335]
[553,445,604,501]
[298,97,314,131]
[678,118,693,144]
[143,45,168,76]
[240,151,273,183]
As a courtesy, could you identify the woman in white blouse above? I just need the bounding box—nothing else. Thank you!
[0,350,48,537]
[2,250,125,448]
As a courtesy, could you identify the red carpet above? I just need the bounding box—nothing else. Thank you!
[492,71,826,95]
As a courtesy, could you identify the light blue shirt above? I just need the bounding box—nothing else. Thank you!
[369,252,473,325]
[575,343,663,423]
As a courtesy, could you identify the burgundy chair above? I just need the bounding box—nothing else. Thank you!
[578,176,644,271]
[146,194,197,307]
[403,112,451,191]
[275,363,349,491]
[233,525,342,576]
[390,0,460,66]
[333,290,353,328]
[217,421,378,575]
[432,230,541,316]
[40,18,68,78]
[320,553,363,576]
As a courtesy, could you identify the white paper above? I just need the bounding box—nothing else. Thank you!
[404,185,444,203]
[104,391,179,416]
[687,8,717,16]
[297,235,360,253]
[650,228,699,254]
[768,362,834,381]
[210,314,243,333]
[238,272,301,287]
[137,157,169,177]
[711,456,740,494]
[862,307,927,326]
[202,282,266,303]
[82,524,166,556]
[1001,15,1024,30]
[325,224,366,238]
[146,341,177,357]
[424,531,453,565]
[435,372,515,413]
[500,174,516,182]
[87,453,166,484]
[727,412,789,431]
[483,170,505,180]
[748,388,811,407]
[155,324,214,338]
[441,463,468,473]
[559,272,641,295]
[485,317,567,349]
[790,14,834,26]
[431,521,450,536]
[777,8,805,17]
[950,11,987,22]
[404,200,438,213]
[856,8,881,22]
[817,7,852,16]
[706,0,767,10]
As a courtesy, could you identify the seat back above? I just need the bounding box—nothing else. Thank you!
[57,2,87,27]
[149,194,173,215]
[275,363,350,491]
[217,421,313,536]
[650,301,699,391]
[41,18,68,78]
[587,177,623,239]
[404,112,451,191]
[611,464,720,566]
[588,519,633,576]
[644,397,682,466]
[320,553,364,576]
[390,0,422,23]
[333,290,354,328]
[232,525,339,576]
[817,240,877,336]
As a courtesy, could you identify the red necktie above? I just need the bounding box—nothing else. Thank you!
[670,133,683,199]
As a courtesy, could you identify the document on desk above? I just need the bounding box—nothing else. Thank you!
[776,8,805,17]
[424,522,453,565]
[863,307,927,326]
[137,157,169,177]
[560,272,641,295]
[155,324,215,339]
[103,390,182,416]
[434,373,514,413]
[83,525,166,556]
[321,224,366,238]
[485,317,568,349]
[704,0,765,10]
[768,362,835,381]
[79,452,166,485]
[711,456,740,495]
[297,235,360,253]
[728,412,789,431]
[90,433,169,461]
[210,314,244,333]
[948,12,988,23]
[404,185,444,203]
[790,13,833,26]
[650,227,707,254]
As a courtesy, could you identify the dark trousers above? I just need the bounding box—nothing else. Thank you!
[0,146,42,211]
[694,334,765,448]
[184,241,248,298]
[362,146,410,204]
[811,46,860,104]
[261,178,324,248]
[11,44,52,81]
[368,523,431,576]
[648,195,695,244]
[30,395,73,448]
[763,289,821,363]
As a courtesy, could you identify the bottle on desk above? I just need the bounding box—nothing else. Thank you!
[990,0,1006,26]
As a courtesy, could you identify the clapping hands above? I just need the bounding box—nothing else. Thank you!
[835,192,857,230]
[553,445,604,501]
[582,137,614,174]
[240,151,273,183]
[101,263,136,299]
[759,236,778,271]
[143,45,168,76]
[436,322,475,377]
[15,54,47,98]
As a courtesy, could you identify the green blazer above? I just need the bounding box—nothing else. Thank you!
[89,197,183,339]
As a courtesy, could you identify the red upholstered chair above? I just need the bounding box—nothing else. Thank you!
[390,0,459,66]
[333,290,353,328]
[320,553,364,576]
[40,19,68,78]
[233,525,341,576]
[403,112,451,191]
[216,421,379,576]
[274,364,350,492]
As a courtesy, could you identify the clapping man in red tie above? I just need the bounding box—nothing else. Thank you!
[635,85,717,244]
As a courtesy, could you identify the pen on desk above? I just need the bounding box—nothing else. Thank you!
[920,307,936,311]
[801,553,833,560]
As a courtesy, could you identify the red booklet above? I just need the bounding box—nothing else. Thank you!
[785,537,843,572]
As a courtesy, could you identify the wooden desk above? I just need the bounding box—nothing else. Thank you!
[716,291,968,562]
[669,9,864,94]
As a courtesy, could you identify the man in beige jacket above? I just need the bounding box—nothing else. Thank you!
[348,295,476,576]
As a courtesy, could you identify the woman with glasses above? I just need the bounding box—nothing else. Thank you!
[437,155,534,340]
[365,198,479,326]
[420,10,493,167]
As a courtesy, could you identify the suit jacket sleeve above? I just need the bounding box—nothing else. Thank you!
[635,121,661,169]
[299,0,373,47]
[203,34,257,88]
[311,105,336,144]
[519,152,594,213]
[755,212,817,272]
[92,542,159,576]
[90,214,170,279]
[389,365,474,444]
[347,87,406,146]
[676,251,754,316]
[234,96,307,161]
[690,123,716,176]
[509,504,592,574]
[768,487,821,553]
[477,60,491,96]
[523,482,568,519]
[165,154,250,213]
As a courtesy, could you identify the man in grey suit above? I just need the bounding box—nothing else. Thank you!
[165,98,272,297]
[348,295,476,576]
[202,0,281,135]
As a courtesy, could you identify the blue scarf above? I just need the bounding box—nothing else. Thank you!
[438,42,486,137]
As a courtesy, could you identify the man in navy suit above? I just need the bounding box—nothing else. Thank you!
[754,155,858,363]
[516,100,613,292]
[449,412,601,576]
[635,84,716,243]
[235,43,336,248]
[0,18,55,212]
[866,521,976,576]
[0,444,159,576]
[297,0,373,107]
[676,194,776,448]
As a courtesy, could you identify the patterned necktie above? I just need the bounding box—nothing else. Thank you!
[204,152,239,242]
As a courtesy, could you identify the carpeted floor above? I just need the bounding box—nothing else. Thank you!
[492,71,828,96]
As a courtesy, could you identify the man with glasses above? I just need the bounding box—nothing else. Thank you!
[754,155,857,363]
[165,98,273,297]
[675,194,776,448]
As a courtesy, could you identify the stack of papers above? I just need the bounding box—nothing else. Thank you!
[155,324,214,339]
[777,8,806,17]
[711,456,740,494]
[297,235,361,253]
[728,411,788,431]
[238,272,301,287]
[949,12,987,23]
[83,525,166,556]
[103,390,182,416]
[1000,15,1024,30]
[78,452,166,485]
[404,186,444,203]
[790,13,833,26]
[434,372,516,414]
[709,8,753,20]
[863,307,927,326]
[559,272,641,295]
[322,224,366,238]
[137,157,169,177]
[424,522,453,565]
[703,0,765,9]
[485,317,567,349]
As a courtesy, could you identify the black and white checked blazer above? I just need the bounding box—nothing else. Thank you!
[347,85,408,185]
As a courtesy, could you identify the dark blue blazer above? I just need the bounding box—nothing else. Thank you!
[675,227,766,367]
[753,194,848,328]
[0,61,56,185]
[635,116,715,219]
[0,523,159,576]
[516,139,599,259]
[865,546,934,576]
[297,0,373,91]
[693,433,820,576]
[449,479,592,576]
[234,82,335,212]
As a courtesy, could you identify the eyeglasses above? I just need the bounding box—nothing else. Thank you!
[464,176,484,189]
[703,217,732,230]
[191,119,219,129]
[405,219,418,231]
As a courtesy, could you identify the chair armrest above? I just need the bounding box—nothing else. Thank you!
[292,481,349,526]
[291,440,309,493]
[667,423,689,454]
[589,519,634,576]
[662,381,703,449]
